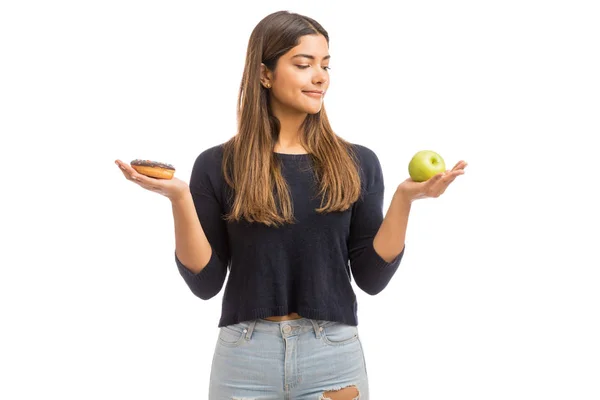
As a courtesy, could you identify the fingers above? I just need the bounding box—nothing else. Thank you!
[115,159,169,197]
[115,160,134,181]
[115,160,145,183]
[451,160,468,171]
[424,162,467,197]
[440,168,464,185]
[446,161,467,182]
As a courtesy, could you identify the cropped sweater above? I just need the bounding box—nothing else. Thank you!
[175,143,404,327]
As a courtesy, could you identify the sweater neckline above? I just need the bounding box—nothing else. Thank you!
[274,152,311,158]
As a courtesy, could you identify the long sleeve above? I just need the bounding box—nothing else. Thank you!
[348,147,404,295]
[175,146,230,300]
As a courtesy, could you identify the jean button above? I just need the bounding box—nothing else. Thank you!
[283,325,292,333]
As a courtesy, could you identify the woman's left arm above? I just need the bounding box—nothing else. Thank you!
[373,160,468,262]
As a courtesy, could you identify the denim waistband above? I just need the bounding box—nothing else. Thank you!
[233,317,337,340]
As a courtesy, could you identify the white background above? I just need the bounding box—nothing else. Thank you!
[1,0,599,399]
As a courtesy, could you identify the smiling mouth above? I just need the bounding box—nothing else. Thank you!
[302,91,324,98]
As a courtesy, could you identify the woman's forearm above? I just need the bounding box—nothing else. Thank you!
[172,189,212,273]
[373,187,411,262]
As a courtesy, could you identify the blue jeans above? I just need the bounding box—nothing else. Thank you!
[209,317,369,399]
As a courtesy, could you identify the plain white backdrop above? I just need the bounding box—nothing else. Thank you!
[1,0,599,398]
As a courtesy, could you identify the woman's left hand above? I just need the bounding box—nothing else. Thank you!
[396,160,468,202]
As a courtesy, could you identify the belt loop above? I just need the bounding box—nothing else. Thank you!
[310,319,323,339]
[245,320,257,340]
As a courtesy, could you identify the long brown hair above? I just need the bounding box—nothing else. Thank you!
[222,10,361,227]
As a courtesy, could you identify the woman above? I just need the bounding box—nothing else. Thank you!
[116,10,466,400]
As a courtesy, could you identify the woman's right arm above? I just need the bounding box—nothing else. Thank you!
[172,149,230,300]
[171,190,212,274]
[116,146,229,300]
[170,181,229,300]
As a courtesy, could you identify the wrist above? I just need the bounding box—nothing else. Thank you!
[394,185,415,203]
[169,187,191,204]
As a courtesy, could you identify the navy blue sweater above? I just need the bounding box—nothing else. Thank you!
[175,143,404,327]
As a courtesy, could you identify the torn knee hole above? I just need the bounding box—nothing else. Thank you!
[320,385,360,400]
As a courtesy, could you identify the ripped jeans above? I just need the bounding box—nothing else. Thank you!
[208,317,369,399]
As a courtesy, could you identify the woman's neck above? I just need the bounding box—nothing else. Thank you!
[272,107,308,153]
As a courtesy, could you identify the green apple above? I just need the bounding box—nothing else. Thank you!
[408,150,446,182]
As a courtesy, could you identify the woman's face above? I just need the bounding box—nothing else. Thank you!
[263,34,330,116]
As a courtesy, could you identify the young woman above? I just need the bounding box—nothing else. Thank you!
[116,10,466,400]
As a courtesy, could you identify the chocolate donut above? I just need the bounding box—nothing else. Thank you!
[130,159,176,180]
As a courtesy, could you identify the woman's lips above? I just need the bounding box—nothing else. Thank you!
[302,91,324,98]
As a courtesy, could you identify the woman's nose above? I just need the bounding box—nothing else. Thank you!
[312,68,328,85]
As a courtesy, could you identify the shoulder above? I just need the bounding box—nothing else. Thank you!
[349,143,384,192]
[190,143,227,189]
[194,143,225,168]
[349,143,381,168]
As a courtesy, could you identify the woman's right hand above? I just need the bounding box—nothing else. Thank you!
[115,159,190,202]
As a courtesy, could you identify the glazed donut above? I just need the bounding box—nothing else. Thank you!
[130,159,176,180]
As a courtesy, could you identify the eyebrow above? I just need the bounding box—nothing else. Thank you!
[291,54,331,60]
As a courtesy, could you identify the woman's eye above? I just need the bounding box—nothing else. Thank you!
[296,65,331,71]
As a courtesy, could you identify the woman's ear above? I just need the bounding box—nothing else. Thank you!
[260,63,273,88]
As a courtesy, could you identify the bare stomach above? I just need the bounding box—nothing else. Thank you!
[264,312,303,322]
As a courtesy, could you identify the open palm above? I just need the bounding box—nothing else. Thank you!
[398,160,468,201]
